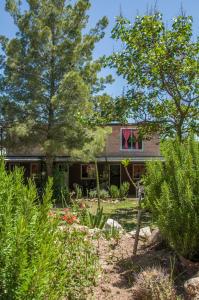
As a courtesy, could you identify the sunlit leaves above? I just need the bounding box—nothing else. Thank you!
[108,13,199,139]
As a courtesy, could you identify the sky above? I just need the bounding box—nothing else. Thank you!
[0,0,199,97]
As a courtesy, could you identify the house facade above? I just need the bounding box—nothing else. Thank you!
[3,124,163,194]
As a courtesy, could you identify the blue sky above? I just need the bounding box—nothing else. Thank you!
[0,0,199,97]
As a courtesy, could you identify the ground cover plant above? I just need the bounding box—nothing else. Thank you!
[132,267,178,300]
[144,137,199,260]
[0,162,98,299]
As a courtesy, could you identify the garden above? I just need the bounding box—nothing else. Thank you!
[0,138,198,299]
[0,1,198,299]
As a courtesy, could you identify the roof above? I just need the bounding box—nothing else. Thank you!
[4,155,164,163]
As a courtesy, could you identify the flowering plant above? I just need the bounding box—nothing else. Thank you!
[62,214,78,224]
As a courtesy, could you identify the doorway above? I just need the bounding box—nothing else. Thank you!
[109,164,121,187]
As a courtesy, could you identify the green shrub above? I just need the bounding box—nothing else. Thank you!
[74,183,83,200]
[144,137,199,259]
[89,189,97,198]
[89,189,109,199]
[109,185,120,198]
[0,162,97,299]
[99,189,109,199]
[53,168,70,205]
[119,181,130,199]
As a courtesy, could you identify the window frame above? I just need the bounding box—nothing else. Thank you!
[81,163,96,180]
[133,164,145,180]
[120,128,143,151]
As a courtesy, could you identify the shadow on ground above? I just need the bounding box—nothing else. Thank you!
[105,208,151,231]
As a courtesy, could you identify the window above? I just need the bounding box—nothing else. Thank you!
[81,164,96,179]
[133,164,145,180]
[31,163,40,179]
[121,129,143,150]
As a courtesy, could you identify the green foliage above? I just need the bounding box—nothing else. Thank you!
[89,189,97,199]
[103,226,121,241]
[89,188,109,199]
[121,159,131,168]
[53,168,70,206]
[72,127,112,207]
[84,207,107,229]
[0,0,113,175]
[144,137,199,259]
[109,185,120,199]
[108,13,199,139]
[74,184,83,200]
[0,161,97,299]
[119,181,130,199]
[99,189,109,199]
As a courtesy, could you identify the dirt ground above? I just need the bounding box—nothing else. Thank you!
[89,233,198,300]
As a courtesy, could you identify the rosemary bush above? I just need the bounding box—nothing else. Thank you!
[0,162,97,299]
[144,137,199,259]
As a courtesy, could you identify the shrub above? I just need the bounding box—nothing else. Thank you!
[89,189,97,199]
[74,183,83,200]
[89,189,109,199]
[0,162,97,299]
[109,185,120,198]
[144,137,199,259]
[119,181,130,199]
[99,189,109,199]
[53,168,70,205]
[132,267,178,300]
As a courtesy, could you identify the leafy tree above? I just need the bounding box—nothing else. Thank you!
[72,126,111,207]
[108,13,199,140]
[0,0,112,175]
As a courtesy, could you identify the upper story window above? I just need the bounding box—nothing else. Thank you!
[121,129,142,150]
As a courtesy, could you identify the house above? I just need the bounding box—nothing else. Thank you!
[2,124,163,194]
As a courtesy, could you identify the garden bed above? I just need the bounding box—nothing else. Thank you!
[87,231,196,299]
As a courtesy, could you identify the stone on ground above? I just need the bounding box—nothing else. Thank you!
[104,219,123,231]
[184,277,199,299]
[129,226,151,240]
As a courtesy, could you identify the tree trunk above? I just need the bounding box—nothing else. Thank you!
[123,163,143,255]
[133,192,142,255]
[46,156,54,177]
[95,159,100,209]
[124,166,137,189]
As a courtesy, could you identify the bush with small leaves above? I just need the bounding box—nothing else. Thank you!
[144,137,199,259]
[132,267,178,300]
[0,162,98,299]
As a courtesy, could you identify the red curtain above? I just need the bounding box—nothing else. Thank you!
[122,129,131,149]
[134,130,139,149]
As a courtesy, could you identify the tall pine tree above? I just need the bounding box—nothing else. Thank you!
[0,0,112,175]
